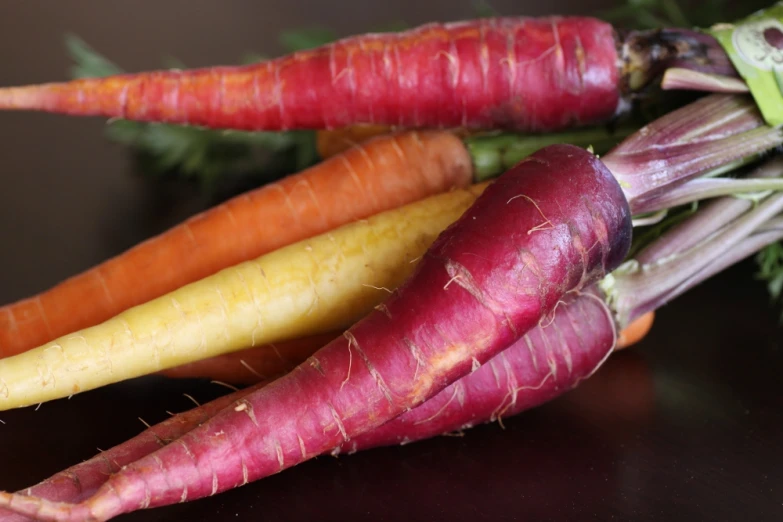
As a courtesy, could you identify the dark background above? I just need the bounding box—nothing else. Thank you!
[0,1,782,521]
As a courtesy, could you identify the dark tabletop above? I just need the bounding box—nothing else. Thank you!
[1,1,782,521]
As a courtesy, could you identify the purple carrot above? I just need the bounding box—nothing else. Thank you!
[341,287,616,453]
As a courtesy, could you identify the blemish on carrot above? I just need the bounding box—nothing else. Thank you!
[374,303,393,319]
[309,357,326,377]
[274,440,285,470]
[361,283,393,293]
[341,331,355,390]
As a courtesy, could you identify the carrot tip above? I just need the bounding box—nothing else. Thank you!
[615,311,655,350]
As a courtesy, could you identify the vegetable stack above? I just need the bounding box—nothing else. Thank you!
[0,6,782,522]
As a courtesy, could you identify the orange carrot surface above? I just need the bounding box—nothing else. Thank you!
[615,311,655,350]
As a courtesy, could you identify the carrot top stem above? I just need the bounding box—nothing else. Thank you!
[619,27,737,92]
[635,157,783,266]
[638,176,783,213]
[661,68,749,93]
[601,94,783,212]
[604,186,783,325]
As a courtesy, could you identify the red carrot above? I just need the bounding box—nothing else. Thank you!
[0,143,632,521]
[0,18,731,132]
[0,287,614,521]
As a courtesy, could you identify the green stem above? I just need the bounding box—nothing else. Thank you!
[465,126,635,182]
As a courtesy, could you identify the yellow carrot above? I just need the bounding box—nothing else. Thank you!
[0,183,488,410]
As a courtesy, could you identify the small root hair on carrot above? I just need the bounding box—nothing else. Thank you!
[441,430,465,438]
[538,297,569,328]
[507,193,555,233]
[138,417,152,429]
[341,332,356,391]
[211,380,241,392]
[361,283,393,293]
[182,394,200,408]
[239,359,264,379]
[443,274,462,290]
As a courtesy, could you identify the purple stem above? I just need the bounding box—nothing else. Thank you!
[607,126,783,211]
[606,192,783,325]
[608,94,760,155]
[636,157,783,265]
[599,94,783,213]
[636,226,783,318]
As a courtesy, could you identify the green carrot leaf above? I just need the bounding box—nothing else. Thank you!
[279,28,339,52]
[65,34,124,79]
[755,241,783,320]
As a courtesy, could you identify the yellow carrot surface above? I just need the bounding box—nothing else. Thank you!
[0,183,488,410]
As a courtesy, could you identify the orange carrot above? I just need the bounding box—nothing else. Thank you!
[615,311,655,350]
[0,130,473,358]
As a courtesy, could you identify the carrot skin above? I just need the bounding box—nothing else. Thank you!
[0,130,473,358]
[0,143,631,521]
[343,288,616,452]
[0,17,621,132]
[0,288,615,519]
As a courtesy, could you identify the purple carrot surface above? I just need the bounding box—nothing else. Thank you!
[341,287,616,452]
[0,17,732,132]
[0,143,633,521]
[0,287,615,522]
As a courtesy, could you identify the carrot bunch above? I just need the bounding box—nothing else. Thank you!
[0,9,782,522]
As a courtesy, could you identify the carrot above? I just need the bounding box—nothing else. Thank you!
[5,98,783,518]
[0,143,634,521]
[0,130,473,359]
[615,311,654,350]
[0,286,616,518]
[159,310,653,385]
[0,182,489,410]
[0,18,732,133]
